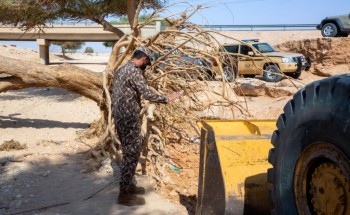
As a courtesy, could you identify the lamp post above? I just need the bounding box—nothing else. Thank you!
[224,3,235,24]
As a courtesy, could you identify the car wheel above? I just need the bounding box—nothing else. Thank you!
[223,66,236,82]
[263,65,282,82]
[268,75,350,215]
[321,23,338,37]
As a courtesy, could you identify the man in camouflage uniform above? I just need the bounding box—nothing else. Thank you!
[112,46,181,206]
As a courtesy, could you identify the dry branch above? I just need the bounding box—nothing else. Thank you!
[0,56,103,106]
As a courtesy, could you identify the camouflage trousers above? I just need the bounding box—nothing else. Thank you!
[115,117,142,193]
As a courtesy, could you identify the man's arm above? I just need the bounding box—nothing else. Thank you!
[130,71,168,104]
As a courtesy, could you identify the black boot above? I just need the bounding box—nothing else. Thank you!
[117,193,145,206]
[129,186,145,195]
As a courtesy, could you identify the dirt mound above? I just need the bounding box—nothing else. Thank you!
[233,79,302,98]
[276,38,350,76]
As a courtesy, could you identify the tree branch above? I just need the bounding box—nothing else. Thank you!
[90,16,125,38]
[0,56,104,107]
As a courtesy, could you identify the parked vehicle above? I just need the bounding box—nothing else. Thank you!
[155,52,215,81]
[317,13,350,37]
[178,55,215,80]
[210,56,237,82]
[216,39,311,82]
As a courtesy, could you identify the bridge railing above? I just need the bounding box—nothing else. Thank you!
[49,21,98,26]
[200,24,318,31]
[44,22,319,31]
[29,21,320,31]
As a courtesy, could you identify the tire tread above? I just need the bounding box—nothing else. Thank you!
[267,75,350,214]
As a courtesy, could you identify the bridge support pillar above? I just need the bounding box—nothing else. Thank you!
[155,20,161,32]
[37,39,49,65]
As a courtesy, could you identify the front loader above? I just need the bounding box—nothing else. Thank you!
[196,75,350,215]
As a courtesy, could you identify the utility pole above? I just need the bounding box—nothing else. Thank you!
[224,3,235,24]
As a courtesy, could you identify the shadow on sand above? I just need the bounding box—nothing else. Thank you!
[0,88,81,102]
[0,115,90,129]
[0,148,177,215]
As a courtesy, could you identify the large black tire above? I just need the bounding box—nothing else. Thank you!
[263,65,282,82]
[268,75,350,215]
[321,23,339,37]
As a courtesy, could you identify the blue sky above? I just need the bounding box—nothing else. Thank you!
[0,0,348,53]
[167,0,349,25]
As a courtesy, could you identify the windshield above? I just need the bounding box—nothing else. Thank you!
[252,43,276,53]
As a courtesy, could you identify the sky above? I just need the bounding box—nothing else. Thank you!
[167,0,349,25]
[0,0,348,53]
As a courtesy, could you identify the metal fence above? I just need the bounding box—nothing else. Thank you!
[200,24,318,31]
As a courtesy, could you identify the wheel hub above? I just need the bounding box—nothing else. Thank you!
[310,163,349,215]
[324,26,334,36]
[266,70,276,79]
[294,143,350,215]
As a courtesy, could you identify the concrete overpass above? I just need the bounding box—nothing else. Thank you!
[0,21,161,64]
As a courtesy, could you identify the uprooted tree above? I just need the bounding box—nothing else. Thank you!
[0,0,251,186]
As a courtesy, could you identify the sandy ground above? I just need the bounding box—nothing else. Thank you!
[0,49,186,214]
[0,30,346,215]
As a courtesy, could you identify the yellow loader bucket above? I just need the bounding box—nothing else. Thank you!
[196,120,276,215]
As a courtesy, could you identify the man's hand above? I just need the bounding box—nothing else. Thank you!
[167,90,183,102]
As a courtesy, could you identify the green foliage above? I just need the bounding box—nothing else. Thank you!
[0,0,167,29]
[103,42,114,48]
[52,41,85,55]
[111,13,167,26]
[84,47,94,54]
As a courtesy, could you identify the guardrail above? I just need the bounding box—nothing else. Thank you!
[48,21,318,30]
[47,22,318,31]
[49,21,97,26]
[200,24,318,31]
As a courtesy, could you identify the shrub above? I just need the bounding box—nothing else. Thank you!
[84,47,94,54]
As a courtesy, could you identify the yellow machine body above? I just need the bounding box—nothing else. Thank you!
[196,120,276,215]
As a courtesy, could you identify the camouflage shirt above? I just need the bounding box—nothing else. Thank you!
[112,61,168,120]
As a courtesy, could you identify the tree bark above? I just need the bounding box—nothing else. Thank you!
[91,16,125,38]
[105,0,142,71]
[0,56,104,107]
[127,0,138,29]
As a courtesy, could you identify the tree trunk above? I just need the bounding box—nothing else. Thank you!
[106,0,141,71]
[0,56,104,107]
